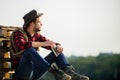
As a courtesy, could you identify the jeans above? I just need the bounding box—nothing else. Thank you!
[15,48,69,80]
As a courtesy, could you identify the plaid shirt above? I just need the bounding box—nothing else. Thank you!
[13,31,51,52]
[11,30,52,69]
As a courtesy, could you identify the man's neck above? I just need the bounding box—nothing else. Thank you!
[26,28,35,37]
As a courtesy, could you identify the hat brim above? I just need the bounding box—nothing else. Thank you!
[23,13,43,27]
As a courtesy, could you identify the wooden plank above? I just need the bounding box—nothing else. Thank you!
[0,38,10,42]
[0,25,20,38]
[0,58,11,63]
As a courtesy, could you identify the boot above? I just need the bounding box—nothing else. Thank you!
[63,66,89,80]
[49,63,71,80]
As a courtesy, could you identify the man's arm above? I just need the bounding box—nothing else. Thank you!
[32,40,56,48]
[37,34,61,50]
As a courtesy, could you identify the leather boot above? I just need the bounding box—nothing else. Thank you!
[49,63,71,80]
[63,66,89,80]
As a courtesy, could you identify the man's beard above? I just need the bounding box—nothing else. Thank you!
[34,26,41,32]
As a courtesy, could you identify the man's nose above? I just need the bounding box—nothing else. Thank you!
[39,22,42,26]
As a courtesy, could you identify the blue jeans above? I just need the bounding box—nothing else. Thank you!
[15,48,69,80]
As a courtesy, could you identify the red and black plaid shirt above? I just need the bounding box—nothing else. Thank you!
[13,31,51,52]
[11,30,51,69]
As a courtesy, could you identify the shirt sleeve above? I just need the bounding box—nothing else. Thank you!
[14,31,32,50]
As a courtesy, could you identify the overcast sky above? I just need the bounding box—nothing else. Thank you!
[0,0,120,57]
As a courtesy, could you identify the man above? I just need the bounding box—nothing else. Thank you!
[10,9,89,80]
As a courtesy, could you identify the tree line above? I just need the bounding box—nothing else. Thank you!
[41,53,120,80]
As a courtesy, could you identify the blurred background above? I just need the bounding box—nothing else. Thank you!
[0,0,120,80]
[41,53,120,80]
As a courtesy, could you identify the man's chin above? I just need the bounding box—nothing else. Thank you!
[35,29,41,32]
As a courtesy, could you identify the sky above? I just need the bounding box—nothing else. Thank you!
[0,0,120,57]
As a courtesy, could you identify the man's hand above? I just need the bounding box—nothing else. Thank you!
[43,40,56,48]
[56,45,63,53]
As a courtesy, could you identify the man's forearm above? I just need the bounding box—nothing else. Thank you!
[32,42,44,48]
[32,41,55,48]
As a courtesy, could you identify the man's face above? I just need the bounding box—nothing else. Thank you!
[34,17,42,31]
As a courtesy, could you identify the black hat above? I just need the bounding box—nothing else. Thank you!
[23,9,43,28]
